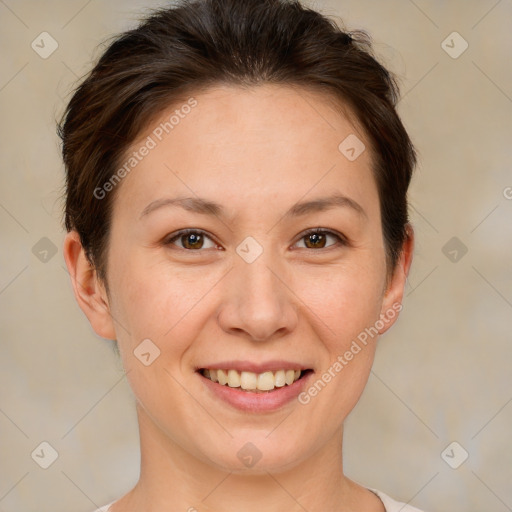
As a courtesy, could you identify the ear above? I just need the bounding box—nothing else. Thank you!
[63,230,116,340]
[378,223,414,335]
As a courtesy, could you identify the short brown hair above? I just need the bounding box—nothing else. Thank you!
[58,0,416,285]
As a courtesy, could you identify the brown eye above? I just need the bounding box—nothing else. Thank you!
[165,229,217,250]
[295,229,345,250]
[181,232,204,249]
[304,232,327,249]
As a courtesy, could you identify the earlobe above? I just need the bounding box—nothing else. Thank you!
[379,224,415,335]
[63,231,116,340]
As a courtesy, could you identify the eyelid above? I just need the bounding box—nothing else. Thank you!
[292,228,348,249]
[164,228,221,250]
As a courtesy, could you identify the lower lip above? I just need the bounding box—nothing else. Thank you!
[198,371,313,413]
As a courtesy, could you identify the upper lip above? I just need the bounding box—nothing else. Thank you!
[197,360,313,374]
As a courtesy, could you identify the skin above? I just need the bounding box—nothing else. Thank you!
[64,84,414,512]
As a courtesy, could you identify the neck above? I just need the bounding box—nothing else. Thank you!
[117,404,380,512]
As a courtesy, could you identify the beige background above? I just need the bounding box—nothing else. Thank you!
[1,1,511,511]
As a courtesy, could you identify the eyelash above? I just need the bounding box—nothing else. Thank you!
[164,228,348,252]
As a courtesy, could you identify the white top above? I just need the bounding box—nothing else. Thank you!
[92,488,425,511]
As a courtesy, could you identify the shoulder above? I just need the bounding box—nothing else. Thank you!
[92,492,425,512]
[368,488,425,512]
[90,503,114,512]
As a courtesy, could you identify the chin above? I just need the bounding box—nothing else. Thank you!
[200,435,311,475]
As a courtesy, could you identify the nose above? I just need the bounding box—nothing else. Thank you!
[216,253,299,342]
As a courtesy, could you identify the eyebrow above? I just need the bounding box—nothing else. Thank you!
[139,193,367,220]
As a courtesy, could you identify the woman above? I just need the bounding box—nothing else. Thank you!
[59,0,423,510]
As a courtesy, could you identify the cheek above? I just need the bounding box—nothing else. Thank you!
[297,272,383,410]
[109,254,223,355]
[302,261,385,344]
[109,263,207,412]
[295,257,385,399]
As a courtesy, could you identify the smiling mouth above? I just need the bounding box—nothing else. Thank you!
[199,368,313,393]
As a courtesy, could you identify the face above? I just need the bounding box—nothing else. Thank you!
[67,84,412,474]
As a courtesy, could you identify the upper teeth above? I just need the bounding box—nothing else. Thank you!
[203,368,302,391]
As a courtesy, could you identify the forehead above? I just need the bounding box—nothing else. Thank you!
[113,83,379,221]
